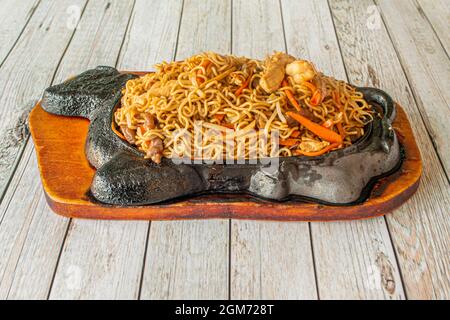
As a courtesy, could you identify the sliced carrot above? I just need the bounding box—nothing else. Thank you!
[197,59,212,83]
[282,80,301,112]
[303,81,317,93]
[337,122,345,140]
[294,143,340,157]
[286,111,343,144]
[214,114,225,122]
[221,123,235,129]
[310,90,322,106]
[280,138,300,147]
[235,72,253,96]
[138,125,148,134]
[290,130,301,138]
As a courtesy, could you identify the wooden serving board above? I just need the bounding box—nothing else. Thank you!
[29,102,422,221]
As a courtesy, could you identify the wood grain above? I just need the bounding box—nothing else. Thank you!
[0,0,140,300]
[0,0,86,207]
[47,0,148,300]
[417,0,450,55]
[282,0,405,300]
[0,142,68,300]
[330,0,450,300]
[230,0,316,300]
[140,0,231,300]
[0,0,40,64]
[377,0,450,176]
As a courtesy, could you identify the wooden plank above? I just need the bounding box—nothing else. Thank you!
[0,142,69,300]
[330,0,450,300]
[0,0,40,64]
[281,0,405,300]
[0,0,138,300]
[140,0,230,300]
[377,0,450,175]
[417,0,450,55]
[0,0,86,202]
[0,0,88,299]
[230,0,317,300]
[45,0,149,300]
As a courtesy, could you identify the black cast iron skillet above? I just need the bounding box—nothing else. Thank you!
[41,66,402,206]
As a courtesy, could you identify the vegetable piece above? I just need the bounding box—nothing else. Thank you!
[294,143,340,157]
[197,59,211,83]
[235,72,253,96]
[310,90,322,106]
[286,111,343,144]
[290,130,301,138]
[282,80,301,112]
[280,138,300,147]
[303,81,317,93]
[214,114,225,122]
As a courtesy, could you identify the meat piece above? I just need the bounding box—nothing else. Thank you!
[260,52,295,93]
[146,138,164,164]
[148,80,177,97]
[143,113,156,130]
[120,125,136,144]
[286,60,317,84]
[312,74,328,102]
[299,138,329,153]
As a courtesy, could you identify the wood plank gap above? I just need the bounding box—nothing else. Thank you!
[308,222,321,300]
[280,0,320,299]
[0,134,31,216]
[172,0,185,63]
[327,0,407,298]
[114,0,137,68]
[45,219,72,300]
[414,0,449,59]
[375,0,450,183]
[137,222,151,300]
[382,215,408,300]
[0,0,42,69]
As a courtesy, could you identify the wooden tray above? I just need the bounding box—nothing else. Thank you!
[29,102,422,221]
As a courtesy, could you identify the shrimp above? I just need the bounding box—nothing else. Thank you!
[285,60,317,84]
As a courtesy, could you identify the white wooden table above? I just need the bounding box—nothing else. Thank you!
[0,0,448,300]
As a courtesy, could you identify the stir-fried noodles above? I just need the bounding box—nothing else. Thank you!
[114,52,374,163]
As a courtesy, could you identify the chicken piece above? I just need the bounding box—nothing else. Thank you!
[260,52,295,93]
[299,138,329,153]
[146,138,164,164]
[148,80,177,97]
[120,125,136,144]
[286,60,317,84]
[312,73,328,102]
[142,113,156,130]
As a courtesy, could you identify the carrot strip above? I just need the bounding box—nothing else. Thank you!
[111,122,127,141]
[303,81,317,93]
[214,114,225,122]
[290,130,301,138]
[235,72,253,96]
[310,90,321,106]
[337,122,345,139]
[294,143,340,157]
[282,80,301,112]
[197,59,212,83]
[280,138,300,147]
[286,111,343,144]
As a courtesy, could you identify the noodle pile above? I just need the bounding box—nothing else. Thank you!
[114,52,374,163]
